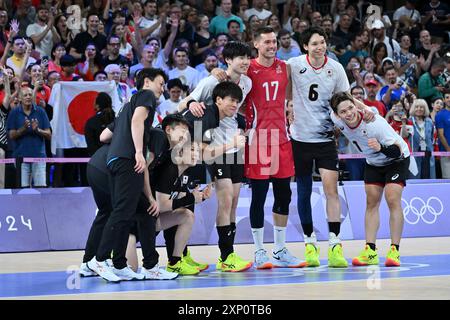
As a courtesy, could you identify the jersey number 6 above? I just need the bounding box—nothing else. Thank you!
[309,84,319,101]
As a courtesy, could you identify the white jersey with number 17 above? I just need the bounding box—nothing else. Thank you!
[287,55,350,143]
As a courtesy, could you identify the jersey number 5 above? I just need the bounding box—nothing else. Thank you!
[309,84,319,101]
[262,81,279,101]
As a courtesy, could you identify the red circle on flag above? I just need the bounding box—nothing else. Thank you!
[67,91,98,135]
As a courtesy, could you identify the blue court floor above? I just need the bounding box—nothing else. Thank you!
[1,254,450,298]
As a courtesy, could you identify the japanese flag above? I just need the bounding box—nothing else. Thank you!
[49,81,121,154]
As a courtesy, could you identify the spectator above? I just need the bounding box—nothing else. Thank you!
[168,47,199,93]
[27,63,51,110]
[339,32,368,68]
[157,78,183,117]
[369,19,400,59]
[26,5,61,58]
[409,99,436,178]
[0,66,12,189]
[7,86,51,188]
[227,19,242,41]
[59,54,78,81]
[421,0,450,43]
[46,70,60,88]
[386,100,413,148]
[84,92,114,156]
[94,70,107,81]
[344,3,361,34]
[418,58,447,104]
[242,14,261,43]
[193,15,215,65]
[129,44,155,79]
[276,29,300,61]
[0,9,9,57]
[48,42,66,74]
[145,37,171,72]
[309,11,322,28]
[54,14,75,50]
[394,0,421,24]
[415,29,441,72]
[364,79,387,117]
[372,42,388,76]
[101,34,130,69]
[394,34,421,88]
[69,13,107,60]
[209,0,244,36]
[75,43,102,81]
[379,66,407,110]
[267,14,281,36]
[13,0,37,36]
[105,63,131,106]
[436,96,450,178]
[244,0,272,22]
[111,24,133,62]
[361,56,384,85]
[196,50,219,78]
[332,13,353,48]
[161,4,194,45]
[6,36,37,77]
[137,0,164,39]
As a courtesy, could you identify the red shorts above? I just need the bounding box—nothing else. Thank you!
[245,141,295,179]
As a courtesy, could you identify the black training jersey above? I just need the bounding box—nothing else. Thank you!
[153,159,199,199]
[107,89,157,162]
[182,104,220,144]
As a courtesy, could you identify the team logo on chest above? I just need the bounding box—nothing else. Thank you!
[276,64,282,74]
[361,129,368,137]
[326,69,333,77]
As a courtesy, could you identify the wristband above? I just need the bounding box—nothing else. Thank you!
[186,99,197,109]
[172,192,195,210]
[379,144,401,158]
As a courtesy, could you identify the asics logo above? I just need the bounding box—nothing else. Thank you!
[272,256,281,260]
[299,67,307,74]
[402,196,443,225]
[391,174,399,180]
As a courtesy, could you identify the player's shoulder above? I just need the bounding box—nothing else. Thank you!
[287,55,306,65]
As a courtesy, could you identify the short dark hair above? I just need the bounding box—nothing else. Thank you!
[95,92,113,111]
[278,29,291,39]
[212,81,243,104]
[222,41,251,62]
[108,35,120,44]
[253,26,275,40]
[215,32,229,40]
[167,78,183,90]
[161,112,191,132]
[135,68,168,90]
[174,47,189,55]
[330,91,354,113]
[384,65,396,75]
[94,70,107,79]
[227,19,240,29]
[301,27,328,52]
[87,13,99,22]
[431,58,446,69]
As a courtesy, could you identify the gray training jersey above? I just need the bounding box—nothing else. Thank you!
[331,113,410,166]
[189,74,252,153]
[287,55,350,143]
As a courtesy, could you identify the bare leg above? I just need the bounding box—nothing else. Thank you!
[158,208,195,258]
[125,234,138,272]
[364,184,384,244]
[215,178,233,226]
[319,169,341,222]
[384,183,405,245]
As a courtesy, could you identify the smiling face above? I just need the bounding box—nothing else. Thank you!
[303,33,327,59]
[254,31,277,60]
[217,95,239,117]
[336,99,360,126]
[227,55,250,75]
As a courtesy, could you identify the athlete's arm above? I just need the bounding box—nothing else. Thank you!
[131,106,149,173]
[438,128,450,151]
[286,63,293,101]
[143,165,159,216]
[156,191,197,213]
[202,133,246,162]
[368,138,402,158]
[99,127,113,143]
[352,96,375,122]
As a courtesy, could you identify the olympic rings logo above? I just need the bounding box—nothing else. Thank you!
[402,197,443,225]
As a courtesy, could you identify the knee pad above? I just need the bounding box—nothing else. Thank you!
[272,179,292,215]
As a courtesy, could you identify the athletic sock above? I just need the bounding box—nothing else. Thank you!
[169,256,181,266]
[217,225,234,261]
[183,246,188,257]
[328,222,341,236]
[367,243,376,251]
[230,222,236,245]
[251,227,265,252]
[273,226,286,253]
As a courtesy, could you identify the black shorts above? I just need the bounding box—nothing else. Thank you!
[207,152,244,184]
[364,157,410,187]
[291,139,339,176]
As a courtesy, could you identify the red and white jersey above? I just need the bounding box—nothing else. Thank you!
[245,58,289,146]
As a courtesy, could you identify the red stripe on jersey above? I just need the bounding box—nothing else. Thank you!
[306,55,328,70]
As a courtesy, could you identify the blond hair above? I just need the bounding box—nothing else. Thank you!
[410,99,430,118]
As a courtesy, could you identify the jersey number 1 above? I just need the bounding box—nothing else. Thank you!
[262,81,279,101]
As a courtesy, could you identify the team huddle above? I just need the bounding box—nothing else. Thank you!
[80,26,410,282]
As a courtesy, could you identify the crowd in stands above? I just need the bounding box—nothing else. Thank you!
[0,0,449,188]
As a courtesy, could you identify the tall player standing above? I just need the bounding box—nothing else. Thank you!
[245,27,303,269]
[287,27,374,268]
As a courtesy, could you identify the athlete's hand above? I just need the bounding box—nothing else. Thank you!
[147,197,159,216]
[233,133,246,150]
[202,183,213,200]
[192,186,203,204]
[189,101,206,117]
[211,68,227,82]
[368,138,381,152]
[134,152,146,173]
[363,108,375,123]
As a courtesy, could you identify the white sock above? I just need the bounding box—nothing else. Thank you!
[304,231,317,245]
[329,232,341,247]
[273,226,286,253]
[251,227,265,252]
